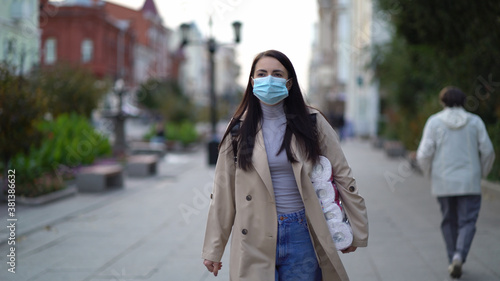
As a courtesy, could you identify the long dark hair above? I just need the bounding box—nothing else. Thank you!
[220,50,321,170]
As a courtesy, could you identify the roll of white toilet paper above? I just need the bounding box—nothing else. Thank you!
[327,220,353,250]
[313,181,337,203]
[311,156,332,183]
[322,202,343,223]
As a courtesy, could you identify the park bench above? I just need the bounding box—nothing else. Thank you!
[76,164,124,192]
[126,155,158,177]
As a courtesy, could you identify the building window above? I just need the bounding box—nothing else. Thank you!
[45,38,56,65]
[148,27,158,46]
[81,39,93,63]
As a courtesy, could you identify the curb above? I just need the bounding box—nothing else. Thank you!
[18,185,78,205]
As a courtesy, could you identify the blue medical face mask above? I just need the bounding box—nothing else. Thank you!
[252,75,290,105]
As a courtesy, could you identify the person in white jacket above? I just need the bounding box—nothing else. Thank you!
[417,86,495,279]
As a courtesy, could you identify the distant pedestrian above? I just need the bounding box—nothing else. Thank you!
[329,112,345,141]
[201,50,368,280]
[151,121,166,144]
[417,86,495,279]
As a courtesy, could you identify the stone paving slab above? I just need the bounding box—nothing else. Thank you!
[0,140,498,281]
[339,140,500,281]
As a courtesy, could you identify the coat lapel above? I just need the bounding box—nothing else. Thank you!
[251,129,275,201]
[252,132,308,202]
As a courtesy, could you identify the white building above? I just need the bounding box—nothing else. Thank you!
[104,0,173,86]
[310,0,391,137]
[345,0,390,137]
[215,45,241,110]
[172,22,240,108]
[0,0,40,75]
[171,22,210,106]
[308,0,341,113]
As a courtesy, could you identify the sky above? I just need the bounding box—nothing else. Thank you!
[107,0,319,90]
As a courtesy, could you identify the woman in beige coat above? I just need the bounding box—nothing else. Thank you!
[202,50,368,280]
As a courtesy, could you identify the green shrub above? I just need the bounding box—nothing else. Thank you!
[143,127,156,142]
[487,122,500,181]
[11,113,111,196]
[32,63,110,118]
[373,0,500,181]
[34,113,111,167]
[0,63,47,185]
[166,121,199,146]
[177,121,199,146]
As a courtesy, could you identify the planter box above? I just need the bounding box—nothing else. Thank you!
[76,164,123,192]
[384,140,406,158]
[372,137,385,149]
[18,185,78,205]
[126,155,158,177]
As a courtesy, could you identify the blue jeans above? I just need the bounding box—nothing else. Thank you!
[437,195,481,263]
[275,209,322,281]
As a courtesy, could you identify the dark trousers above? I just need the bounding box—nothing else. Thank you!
[437,195,481,263]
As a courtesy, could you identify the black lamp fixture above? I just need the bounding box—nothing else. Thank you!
[232,21,242,43]
[180,23,191,47]
[179,21,242,46]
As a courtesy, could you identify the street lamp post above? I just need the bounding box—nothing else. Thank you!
[206,37,219,165]
[111,79,128,157]
[180,20,242,165]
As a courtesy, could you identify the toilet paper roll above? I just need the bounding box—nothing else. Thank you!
[322,202,343,223]
[326,220,353,250]
[311,156,332,183]
[313,181,337,203]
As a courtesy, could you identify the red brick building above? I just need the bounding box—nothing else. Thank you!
[104,0,172,84]
[39,0,135,84]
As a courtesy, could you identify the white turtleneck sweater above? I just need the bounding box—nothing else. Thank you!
[260,102,304,214]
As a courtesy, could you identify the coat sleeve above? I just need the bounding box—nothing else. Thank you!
[316,113,368,247]
[416,117,436,177]
[201,135,236,262]
[476,117,495,177]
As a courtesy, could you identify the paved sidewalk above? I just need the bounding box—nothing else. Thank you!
[338,140,500,281]
[0,139,498,281]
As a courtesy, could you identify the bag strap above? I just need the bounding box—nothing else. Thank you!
[231,120,241,164]
[230,113,317,165]
[309,112,317,126]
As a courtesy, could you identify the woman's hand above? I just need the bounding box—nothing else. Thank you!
[341,246,357,254]
[203,259,223,276]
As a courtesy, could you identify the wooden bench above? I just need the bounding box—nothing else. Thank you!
[126,155,158,177]
[76,164,124,192]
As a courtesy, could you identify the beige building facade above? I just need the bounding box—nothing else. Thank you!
[310,0,390,137]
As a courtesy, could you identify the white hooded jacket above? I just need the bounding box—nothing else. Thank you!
[417,107,495,196]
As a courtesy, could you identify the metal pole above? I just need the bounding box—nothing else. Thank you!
[207,38,219,165]
[209,39,216,136]
[114,89,126,157]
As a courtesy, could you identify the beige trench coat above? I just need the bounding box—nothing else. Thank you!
[202,109,368,280]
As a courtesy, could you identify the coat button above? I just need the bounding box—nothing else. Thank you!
[242,229,248,235]
[349,186,356,192]
[246,195,252,201]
